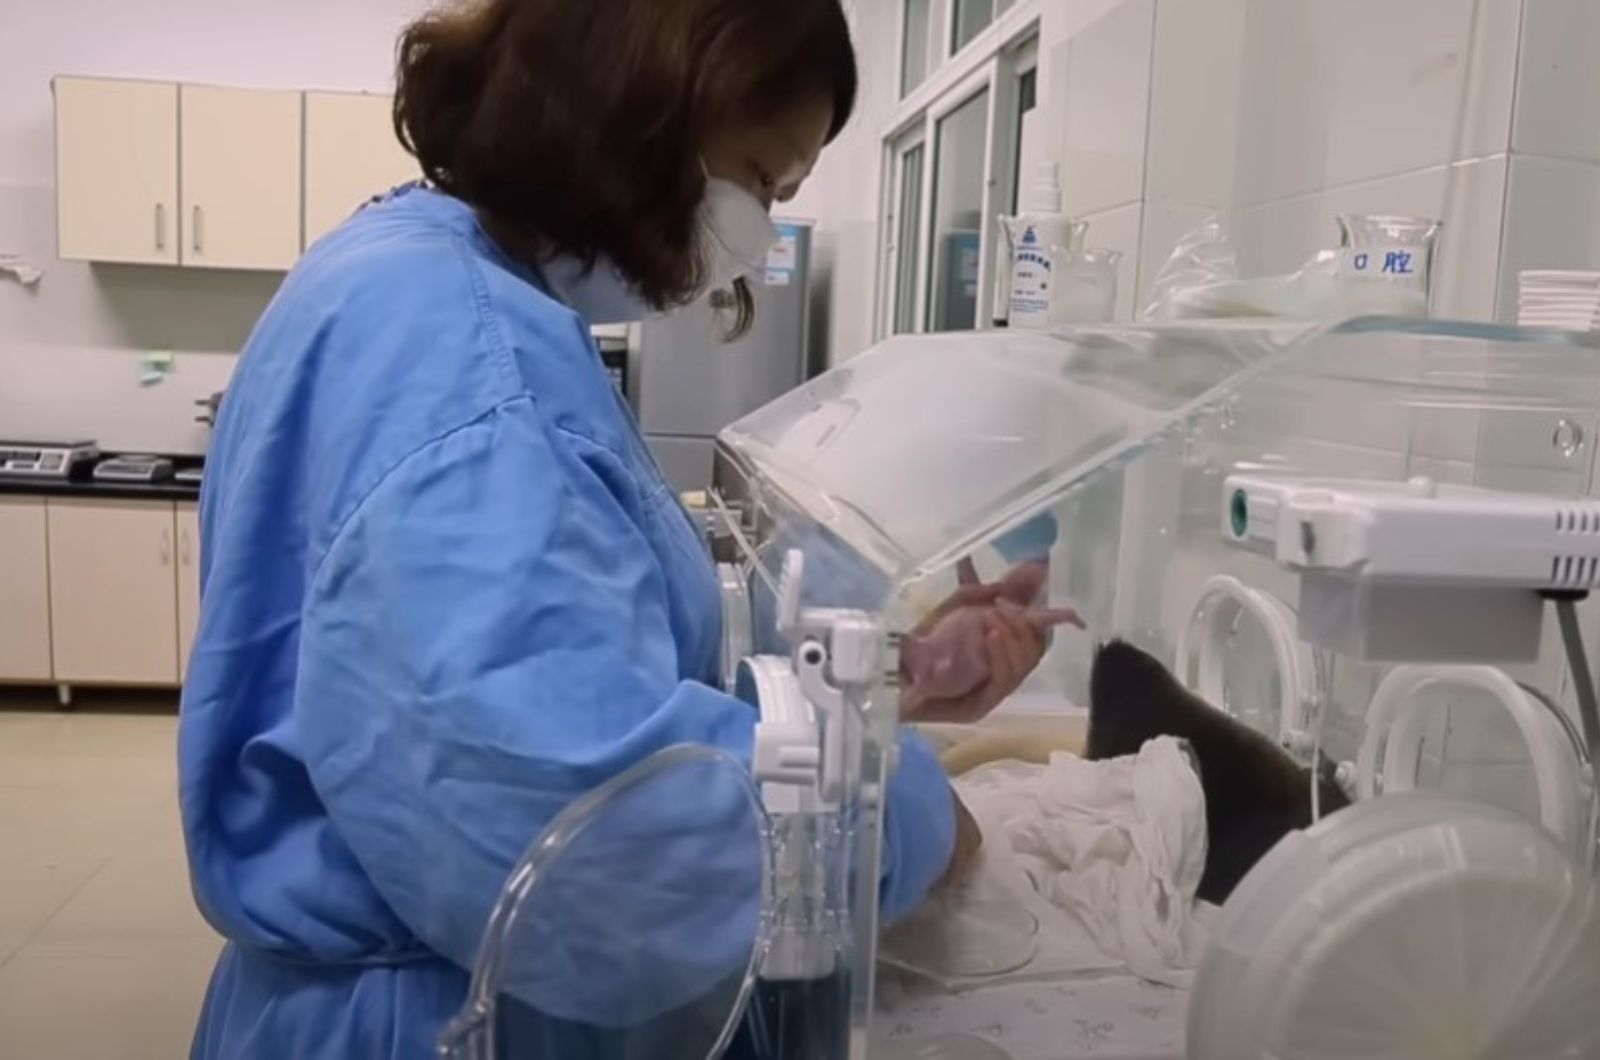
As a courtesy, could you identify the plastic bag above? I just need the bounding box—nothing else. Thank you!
[1139,214,1343,321]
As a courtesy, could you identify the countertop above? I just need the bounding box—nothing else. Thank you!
[0,476,202,502]
[0,457,203,503]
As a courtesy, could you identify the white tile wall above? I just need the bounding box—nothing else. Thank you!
[1497,155,1600,321]
[1231,2,1334,207]
[1512,0,1600,164]
[1142,0,1248,209]
[1318,0,1517,188]
[1228,0,1517,207]
[1057,0,1156,217]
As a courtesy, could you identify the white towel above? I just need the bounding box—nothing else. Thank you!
[894,737,1211,990]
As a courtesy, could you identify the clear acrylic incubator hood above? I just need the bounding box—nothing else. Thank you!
[445,317,1600,1060]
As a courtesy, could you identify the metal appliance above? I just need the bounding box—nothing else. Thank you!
[93,454,175,484]
[0,439,99,479]
[635,220,814,493]
[596,334,629,400]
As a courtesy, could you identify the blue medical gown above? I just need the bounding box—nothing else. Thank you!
[178,186,955,1058]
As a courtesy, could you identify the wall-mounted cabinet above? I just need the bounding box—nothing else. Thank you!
[305,91,418,247]
[181,84,303,270]
[55,76,302,271]
[55,77,414,271]
[54,77,180,265]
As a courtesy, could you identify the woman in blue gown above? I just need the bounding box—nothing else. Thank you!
[178,1,1053,1055]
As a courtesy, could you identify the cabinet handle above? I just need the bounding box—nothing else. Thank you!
[193,205,204,254]
[161,528,172,567]
[155,203,166,251]
[180,527,193,567]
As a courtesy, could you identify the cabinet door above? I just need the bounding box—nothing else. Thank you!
[181,84,303,270]
[55,77,179,265]
[304,92,418,248]
[0,498,53,682]
[176,502,201,680]
[47,500,179,685]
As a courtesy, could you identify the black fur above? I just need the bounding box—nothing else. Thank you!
[1086,640,1350,904]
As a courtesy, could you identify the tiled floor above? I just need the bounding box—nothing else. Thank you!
[0,689,220,1059]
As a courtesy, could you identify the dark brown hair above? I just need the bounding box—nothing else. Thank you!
[394,0,857,315]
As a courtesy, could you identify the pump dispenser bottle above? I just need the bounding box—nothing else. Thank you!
[1005,163,1084,329]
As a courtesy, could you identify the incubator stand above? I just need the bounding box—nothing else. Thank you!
[447,317,1600,1060]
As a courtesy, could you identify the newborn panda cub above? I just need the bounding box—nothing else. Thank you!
[1086,640,1351,904]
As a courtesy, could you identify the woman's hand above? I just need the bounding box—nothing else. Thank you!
[900,559,1081,725]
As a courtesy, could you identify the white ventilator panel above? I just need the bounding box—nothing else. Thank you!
[1224,472,1600,662]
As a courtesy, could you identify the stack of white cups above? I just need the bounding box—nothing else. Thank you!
[1519,270,1600,331]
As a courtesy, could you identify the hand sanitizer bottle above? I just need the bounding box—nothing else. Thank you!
[1005,163,1085,329]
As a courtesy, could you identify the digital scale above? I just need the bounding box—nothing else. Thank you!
[0,439,100,479]
[93,454,176,484]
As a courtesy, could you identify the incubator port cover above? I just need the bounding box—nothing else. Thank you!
[1188,793,1600,1059]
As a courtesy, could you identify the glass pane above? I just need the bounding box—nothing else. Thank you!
[952,0,996,53]
[901,0,932,97]
[1008,67,1038,215]
[894,145,925,335]
[928,89,990,333]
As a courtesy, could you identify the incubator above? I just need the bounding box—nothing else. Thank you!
[445,316,1600,1060]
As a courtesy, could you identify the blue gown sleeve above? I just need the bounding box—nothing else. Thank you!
[296,397,951,1022]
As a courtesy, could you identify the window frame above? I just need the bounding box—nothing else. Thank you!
[878,4,1042,339]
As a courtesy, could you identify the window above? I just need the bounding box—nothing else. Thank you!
[901,0,933,97]
[928,89,990,332]
[952,0,1016,54]
[893,142,927,334]
[952,0,995,53]
[1007,67,1038,215]
[879,2,1041,338]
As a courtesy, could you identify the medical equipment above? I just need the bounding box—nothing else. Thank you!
[93,454,175,483]
[454,315,1600,1059]
[0,439,99,479]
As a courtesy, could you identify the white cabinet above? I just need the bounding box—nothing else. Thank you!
[176,502,201,679]
[181,84,303,270]
[54,77,180,265]
[0,498,54,682]
[304,91,417,247]
[56,77,403,270]
[47,500,179,686]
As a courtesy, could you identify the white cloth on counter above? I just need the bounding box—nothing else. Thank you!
[884,737,1211,992]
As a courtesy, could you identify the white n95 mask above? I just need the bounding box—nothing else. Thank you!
[699,176,780,296]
